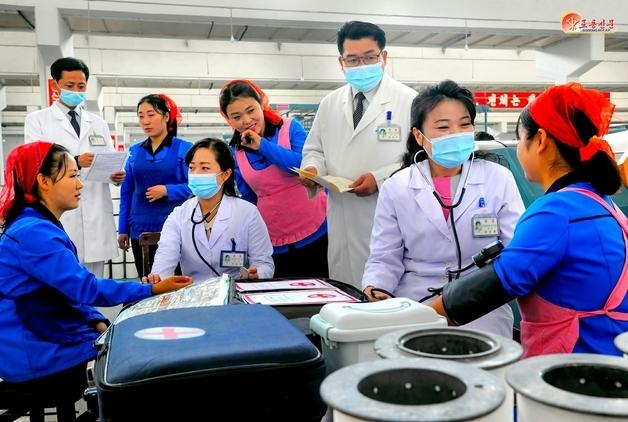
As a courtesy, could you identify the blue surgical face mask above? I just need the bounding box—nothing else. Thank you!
[344,62,384,93]
[424,131,476,169]
[59,89,87,108]
[188,172,223,199]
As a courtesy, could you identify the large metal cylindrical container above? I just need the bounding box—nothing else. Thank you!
[507,353,628,422]
[374,327,521,421]
[320,358,505,422]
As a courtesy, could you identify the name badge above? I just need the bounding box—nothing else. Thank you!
[89,135,106,146]
[376,124,402,142]
[220,250,247,268]
[472,214,500,237]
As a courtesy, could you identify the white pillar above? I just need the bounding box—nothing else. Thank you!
[536,34,604,84]
[0,85,6,186]
[34,4,73,107]
[85,76,104,114]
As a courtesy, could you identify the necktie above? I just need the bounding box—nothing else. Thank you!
[68,110,80,137]
[353,92,365,128]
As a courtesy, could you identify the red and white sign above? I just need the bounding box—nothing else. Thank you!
[474,92,540,109]
[134,326,205,341]
[241,288,359,305]
[561,11,616,33]
[47,78,59,106]
[474,90,611,109]
[235,278,331,292]
[111,134,125,152]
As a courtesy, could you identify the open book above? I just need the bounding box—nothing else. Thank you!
[291,167,355,193]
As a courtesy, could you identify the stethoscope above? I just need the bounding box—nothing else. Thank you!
[414,150,475,303]
[190,200,221,277]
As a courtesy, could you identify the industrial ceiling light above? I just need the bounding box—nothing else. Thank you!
[464,19,469,51]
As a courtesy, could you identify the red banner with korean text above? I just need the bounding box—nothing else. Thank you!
[474,91,610,109]
[47,79,59,106]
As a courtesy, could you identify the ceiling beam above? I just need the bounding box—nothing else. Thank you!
[441,33,469,52]
[492,35,522,47]
[468,34,494,47]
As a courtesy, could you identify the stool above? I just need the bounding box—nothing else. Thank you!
[0,380,80,421]
[0,363,93,422]
[138,231,161,277]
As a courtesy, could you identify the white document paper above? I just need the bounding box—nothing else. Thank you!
[290,167,354,193]
[241,288,359,305]
[83,152,128,182]
[235,279,331,292]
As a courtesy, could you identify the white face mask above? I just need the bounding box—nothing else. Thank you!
[187,172,223,199]
[59,89,87,107]
[344,62,384,93]
[423,131,476,168]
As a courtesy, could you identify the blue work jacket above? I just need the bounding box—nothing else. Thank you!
[0,206,151,382]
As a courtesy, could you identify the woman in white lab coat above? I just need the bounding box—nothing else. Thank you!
[361,80,525,338]
[145,138,274,282]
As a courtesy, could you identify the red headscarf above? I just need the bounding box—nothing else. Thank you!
[529,82,615,162]
[0,142,54,222]
[218,79,283,126]
[157,93,183,134]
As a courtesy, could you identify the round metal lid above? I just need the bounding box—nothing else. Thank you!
[320,358,505,422]
[506,353,628,417]
[374,327,522,370]
[614,332,628,355]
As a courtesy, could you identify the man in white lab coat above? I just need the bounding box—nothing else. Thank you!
[301,21,417,287]
[24,57,124,277]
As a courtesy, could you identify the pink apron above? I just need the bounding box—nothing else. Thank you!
[518,187,628,357]
[236,118,326,247]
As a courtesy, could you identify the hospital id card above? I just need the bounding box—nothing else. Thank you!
[89,134,106,146]
[472,214,499,237]
[376,124,402,142]
[220,250,246,268]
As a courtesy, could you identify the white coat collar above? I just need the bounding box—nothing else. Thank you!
[408,157,485,190]
[191,194,234,250]
[51,102,93,123]
[50,103,94,140]
[408,159,487,237]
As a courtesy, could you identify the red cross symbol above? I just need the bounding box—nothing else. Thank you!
[290,282,316,286]
[308,293,336,299]
[134,326,205,341]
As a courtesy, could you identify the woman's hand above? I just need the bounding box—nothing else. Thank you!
[240,129,261,151]
[363,285,391,302]
[246,267,259,280]
[151,275,193,294]
[117,234,130,250]
[95,322,108,333]
[146,185,167,202]
[141,273,161,284]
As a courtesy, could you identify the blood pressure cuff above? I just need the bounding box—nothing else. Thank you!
[441,263,514,326]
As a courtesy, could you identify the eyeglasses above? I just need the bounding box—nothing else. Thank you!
[341,51,383,67]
